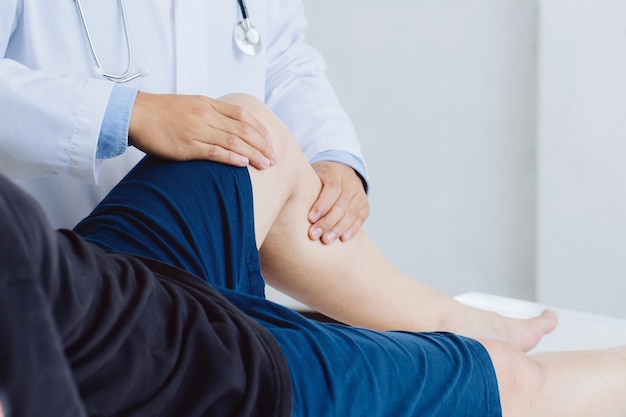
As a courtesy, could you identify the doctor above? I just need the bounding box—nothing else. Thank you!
[0,0,369,244]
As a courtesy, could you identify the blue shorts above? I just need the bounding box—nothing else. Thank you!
[75,157,502,417]
[223,289,502,417]
[75,157,264,297]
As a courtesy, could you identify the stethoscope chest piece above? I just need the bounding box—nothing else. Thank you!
[234,18,262,56]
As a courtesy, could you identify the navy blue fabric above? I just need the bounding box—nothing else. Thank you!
[221,288,502,417]
[75,157,264,297]
[0,389,8,417]
[74,156,503,417]
[0,174,291,417]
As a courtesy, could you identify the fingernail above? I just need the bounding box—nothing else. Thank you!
[311,227,323,239]
[266,134,274,143]
[261,157,271,169]
[271,151,278,164]
[324,231,337,243]
[240,156,250,165]
[309,211,320,223]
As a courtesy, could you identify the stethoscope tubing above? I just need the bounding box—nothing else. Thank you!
[74,0,259,83]
[74,0,139,82]
[237,0,250,19]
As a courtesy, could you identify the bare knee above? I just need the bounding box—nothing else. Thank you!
[218,93,302,161]
[219,93,263,109]
[218,92,314,193]
[218,93,276,135]
[479,339,545,417]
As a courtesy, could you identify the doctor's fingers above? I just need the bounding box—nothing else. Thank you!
[326,198,369,244]
[212,99,271,139]
[308,190,369,245]
[193,126,277,170]
[204,112,277,169]
[338,204,369,242]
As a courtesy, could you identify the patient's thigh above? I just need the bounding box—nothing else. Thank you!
[74,157,265,297]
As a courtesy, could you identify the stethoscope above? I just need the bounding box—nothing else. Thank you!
[73,0,262,83]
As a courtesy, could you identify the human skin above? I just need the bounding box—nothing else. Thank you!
[128,91,369,246]
[217,93,556,352]
[224,92,626,417]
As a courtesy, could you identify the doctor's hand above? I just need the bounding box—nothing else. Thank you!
[128,92,276,169]
[308,161,369,244]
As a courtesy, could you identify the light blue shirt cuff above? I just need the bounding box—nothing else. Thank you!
[96,85,139,159]
[309,150,370,193]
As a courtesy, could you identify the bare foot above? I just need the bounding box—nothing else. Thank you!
[455,307,558,352]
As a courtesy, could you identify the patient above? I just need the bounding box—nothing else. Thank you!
[2,94,626,417]
[76,94,557,353]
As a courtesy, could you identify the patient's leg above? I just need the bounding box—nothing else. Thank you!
[219,94,556,352]
[0,176,88,417]
[233,108,626,415]
[480,338,626,417]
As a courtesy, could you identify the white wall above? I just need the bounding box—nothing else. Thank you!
[537,0,626,318]
[292,0,539,301]
[268,0,626,319]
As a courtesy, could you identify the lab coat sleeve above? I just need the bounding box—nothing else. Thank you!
[0,3,113,183]
[0,60,113,182]
[264,0,369,184]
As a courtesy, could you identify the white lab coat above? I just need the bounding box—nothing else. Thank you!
[0,0,365,228]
